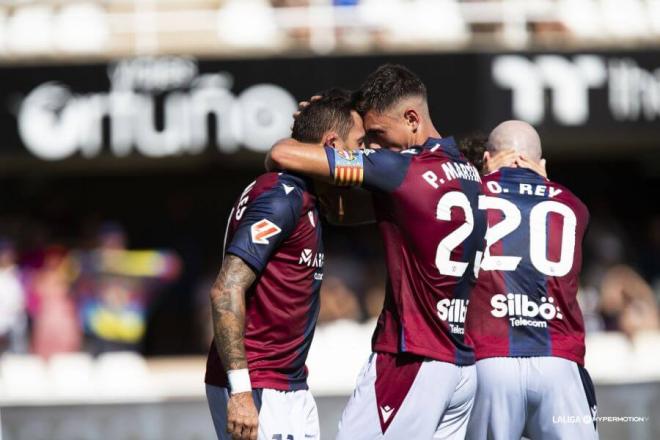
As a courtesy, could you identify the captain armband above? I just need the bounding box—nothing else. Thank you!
[332,149,365,186]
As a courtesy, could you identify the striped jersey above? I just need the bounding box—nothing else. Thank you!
[466,167,589,364]
[326,137,486,365]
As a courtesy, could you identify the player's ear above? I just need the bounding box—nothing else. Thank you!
[323,132,344,149]
[483,151,495,174]
[404,109,420,133]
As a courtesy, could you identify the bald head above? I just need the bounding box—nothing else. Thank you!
[487,120,542,162]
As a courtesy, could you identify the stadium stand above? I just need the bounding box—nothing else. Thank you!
[0,0,659,59]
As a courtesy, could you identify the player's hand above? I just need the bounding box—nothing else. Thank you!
[293,95,323,119]
[515,155,548,178]
[226,392,258,440]
[483,150,547,178]
[483,149,517,173]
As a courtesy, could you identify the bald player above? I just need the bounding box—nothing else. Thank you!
[466,121,598,439]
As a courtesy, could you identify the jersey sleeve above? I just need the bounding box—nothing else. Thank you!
[324,147,411,193]
[225,183,303,273]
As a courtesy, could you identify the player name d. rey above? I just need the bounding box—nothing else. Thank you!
[485,180,564,198]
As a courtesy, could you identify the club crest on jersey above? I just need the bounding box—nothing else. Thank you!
[491,293,563,328]
[250,219,281,244]
[299,248,324,268]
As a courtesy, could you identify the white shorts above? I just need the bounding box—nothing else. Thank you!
[466,356,599,440]
[337,352,477,440]
[206,384,320,440]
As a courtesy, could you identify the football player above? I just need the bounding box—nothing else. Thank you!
[267,65,486,439]
[205,90,365,440]
[465,121,597,440]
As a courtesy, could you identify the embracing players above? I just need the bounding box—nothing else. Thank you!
[205,90,365,440]
[268,65,486,439]
[465,121,598,439]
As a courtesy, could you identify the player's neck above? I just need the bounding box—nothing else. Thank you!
[415,123,442,146]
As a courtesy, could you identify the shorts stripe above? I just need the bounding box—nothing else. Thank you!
[578,365,598,429]
[252,388,264,413]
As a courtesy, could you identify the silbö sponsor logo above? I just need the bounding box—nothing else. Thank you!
[491,293,562,328]
[437,298,468,335]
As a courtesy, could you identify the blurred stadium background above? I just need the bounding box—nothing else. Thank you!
[0,0,659,439]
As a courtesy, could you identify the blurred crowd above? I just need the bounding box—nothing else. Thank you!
[222,0,653,50]
[580,214,660,338]
[1,0,655,61]
[233,0,565,49]
[0,222,181,359]
[1,209,659,360]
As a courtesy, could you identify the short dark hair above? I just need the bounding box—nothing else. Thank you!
[353,64,427,115]
[291,89,355,143]
[458,132,488,173]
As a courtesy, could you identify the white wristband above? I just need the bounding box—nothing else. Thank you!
[227,369,252,394]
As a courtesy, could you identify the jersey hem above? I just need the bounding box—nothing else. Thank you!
[475,350,584,366]
[373,343,475,366]
[204,377,308,392]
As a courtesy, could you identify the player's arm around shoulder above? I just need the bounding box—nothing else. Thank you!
[267,139,379,223]
[266,138,334,182]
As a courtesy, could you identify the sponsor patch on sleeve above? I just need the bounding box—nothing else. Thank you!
[250,219,282,244]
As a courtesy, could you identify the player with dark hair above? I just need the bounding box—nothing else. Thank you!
[205,89,364,440]
[459,133,488,172]
[465,121,597,439]
[267,64,486,439]
[291,89,356,143]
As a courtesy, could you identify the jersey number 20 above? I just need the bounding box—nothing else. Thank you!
[479,196,577,277]
[435,192,577,278]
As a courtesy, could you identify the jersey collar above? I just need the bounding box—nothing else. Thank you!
[279,171,314,193]
[499,166,548,182]
[421,136,460,158]
[422,136,456,148]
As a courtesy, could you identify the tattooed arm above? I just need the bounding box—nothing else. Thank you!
[210,254,256,370]
[210,254,258,440]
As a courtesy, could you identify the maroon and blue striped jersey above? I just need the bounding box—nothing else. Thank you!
[205,172,324,391]
[466,167,589,365]
[326,137,486,365]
